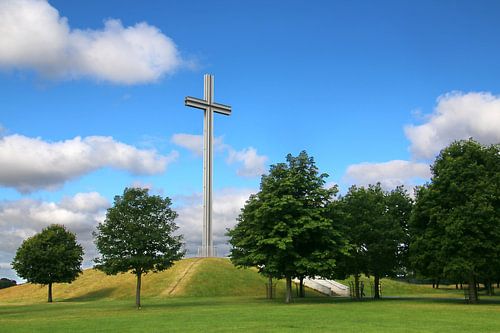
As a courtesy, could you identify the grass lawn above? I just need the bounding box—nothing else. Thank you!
[2,296,500,332]
[2,259,499,332]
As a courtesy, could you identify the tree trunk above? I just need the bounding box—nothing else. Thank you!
[354,274,360,300]
[47,282,53,303]
[486,280,493,296]
[267,276,273,299]
[455,283,459,289]
[374,274,380,299]
[436,279,440,289]
[468,275,478,304]
[136,272,142,309]
[285,276,293,303]
[299,277,305,298]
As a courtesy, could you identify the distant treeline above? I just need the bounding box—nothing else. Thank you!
[0,278,16,289]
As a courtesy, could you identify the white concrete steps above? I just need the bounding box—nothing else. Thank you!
[293,277,350,296]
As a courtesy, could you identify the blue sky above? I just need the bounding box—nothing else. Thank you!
[1,0,499,280]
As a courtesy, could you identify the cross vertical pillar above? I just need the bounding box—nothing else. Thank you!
[185,74,231,257]
[203,74,214,257]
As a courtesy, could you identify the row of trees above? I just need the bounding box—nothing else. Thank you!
[12,188,184,307]
[11,139,499,305]
[229,140,500,303]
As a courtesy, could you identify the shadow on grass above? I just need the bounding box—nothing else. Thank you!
[268,295,500,306]
[371,295,500,305]
[63,287,117,302]
[141,296,268,310]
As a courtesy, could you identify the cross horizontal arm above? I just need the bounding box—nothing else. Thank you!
[185,96,207,110]
[185,96,232,116]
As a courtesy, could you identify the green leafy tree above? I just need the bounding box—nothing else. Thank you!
[228,151,346,303]
[386,186,414,278]
[11,224,84,302]
[94,187,184,308]
[410,139,500,303]
[409,186,447,287]
[337,184,411,299]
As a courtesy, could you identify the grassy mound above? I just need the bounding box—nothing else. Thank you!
[0,258,279,303]
[0,257,472,304]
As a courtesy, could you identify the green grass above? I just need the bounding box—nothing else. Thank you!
[2,296,500,332]
[337,276,467,298]
[1,258,500,332]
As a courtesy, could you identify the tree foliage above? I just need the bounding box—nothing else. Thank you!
[228,151,346,303]
[0,278,16,289]
[409,139,500,303]
[94,187,184,308]
[12,224,84,302]
[335,184,412,299]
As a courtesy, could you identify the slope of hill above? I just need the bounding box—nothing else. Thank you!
[0,258,274,304]
[1,257,462,304]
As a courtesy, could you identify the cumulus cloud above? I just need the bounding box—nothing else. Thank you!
[227,147,268,177]
[171,133,268,177]
[0,0,183,84]
[344,91,500,191]
[344,160,431,191]
[405,92,500,160]
[174,188,255,257]
[0,134,178,193]
[0,192,109,281]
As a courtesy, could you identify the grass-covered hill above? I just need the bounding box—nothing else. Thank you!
[0,257,469,304]
[0,258,279,304]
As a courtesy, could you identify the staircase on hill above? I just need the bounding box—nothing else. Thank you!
[293,277,350,296]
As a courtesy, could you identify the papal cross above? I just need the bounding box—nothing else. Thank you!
[185,74,231,257]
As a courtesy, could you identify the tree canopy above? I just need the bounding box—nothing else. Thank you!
[94,187,184,308]
[335,184,411,299]
[12,224,84,302]
[409,139,500,303]
[228,151,346,303]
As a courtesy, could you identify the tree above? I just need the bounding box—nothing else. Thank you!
[409,139,500,303]
[11,224,84,302]
[336,184,411,299]
[0,278,16,289]
[409,186,447,287]
[228,151,346,303]
[94,187,184,308]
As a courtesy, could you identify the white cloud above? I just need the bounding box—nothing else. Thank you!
[0,0,183,84]
[171,133,226,156]
[60,192,110,212]
[227,147,268,177]
[344,160,431,190]
[128,181,166,196]
[343,91,500,192]
[0,134,178,193]
[171,134,204,156]
[0,192,109,281]
[0,262,12,270]
[174,188,254,257]
[405,92,500,159]
[171,133,267,177]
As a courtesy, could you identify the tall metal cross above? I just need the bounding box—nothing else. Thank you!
[185,74,231,257]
